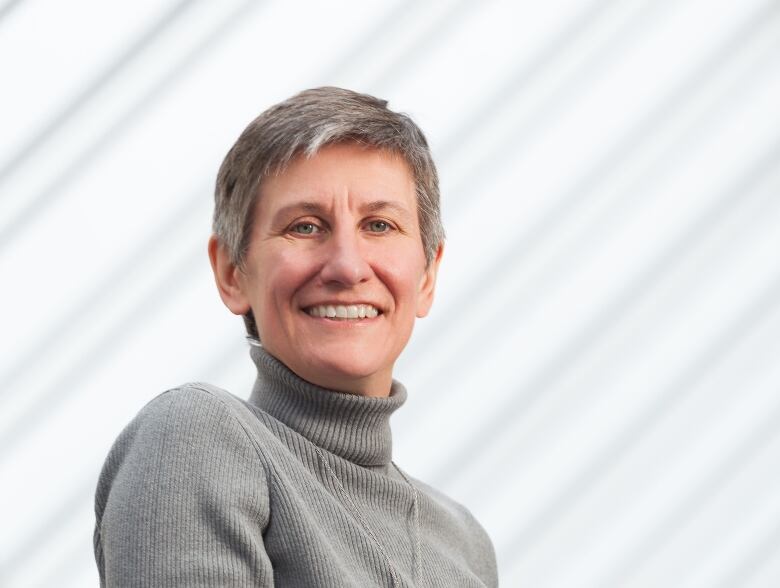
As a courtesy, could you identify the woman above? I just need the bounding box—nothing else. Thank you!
[93,87,498,587]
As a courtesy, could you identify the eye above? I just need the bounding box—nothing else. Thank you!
[366,220,392,233]
[290,222,321,235]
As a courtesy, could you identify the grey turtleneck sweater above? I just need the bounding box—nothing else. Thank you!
[94,345,498,587]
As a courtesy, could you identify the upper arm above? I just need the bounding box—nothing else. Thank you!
[94,387,273,587]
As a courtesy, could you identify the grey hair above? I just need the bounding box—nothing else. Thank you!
[212,86,445,339]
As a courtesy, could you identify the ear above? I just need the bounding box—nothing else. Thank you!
[416,242,444,318]
[207,234,252,316]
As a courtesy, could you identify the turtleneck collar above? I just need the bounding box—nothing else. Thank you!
[247,344,407,467]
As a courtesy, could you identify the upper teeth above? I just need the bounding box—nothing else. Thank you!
[307,304,380,319]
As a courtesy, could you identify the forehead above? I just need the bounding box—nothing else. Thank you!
[257,143,417,213]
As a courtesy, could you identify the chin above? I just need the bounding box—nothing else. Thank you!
[312,355,384,381]
[297,350,391,392]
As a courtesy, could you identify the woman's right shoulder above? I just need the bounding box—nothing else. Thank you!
[133,382,246,426]
[94,384,273,580]
[102,383,269,479]
[121,384,236,439]
[95,384,272,521]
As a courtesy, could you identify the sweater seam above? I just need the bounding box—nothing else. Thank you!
[181,383,274,476]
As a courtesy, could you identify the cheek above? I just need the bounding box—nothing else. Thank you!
[377,250,427,306]
[253,267,308,343]
[255,249,318,311]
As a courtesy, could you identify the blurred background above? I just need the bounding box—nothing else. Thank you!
[1,0,779,586]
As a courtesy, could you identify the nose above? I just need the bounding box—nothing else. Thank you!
[318,228,372,287]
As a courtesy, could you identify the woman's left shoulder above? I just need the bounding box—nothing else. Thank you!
[407,474,499,583]
[411,476,481,526]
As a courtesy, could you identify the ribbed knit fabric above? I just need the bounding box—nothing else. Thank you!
[94,345,498,587]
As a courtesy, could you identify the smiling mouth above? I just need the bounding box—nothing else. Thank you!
[304,304,381,320]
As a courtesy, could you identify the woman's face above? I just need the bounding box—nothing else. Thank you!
[235,143,441,397]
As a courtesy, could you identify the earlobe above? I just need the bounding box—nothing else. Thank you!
[416,243,444,318]
[207,235,252,316]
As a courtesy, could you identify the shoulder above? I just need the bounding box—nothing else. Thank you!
[96,383,270,513]
[413,476,484,531]
[123,382,264,442]
[134,382,247,427]
[410,476,499,585]
[94,384,273,583]
[119,382,260,454]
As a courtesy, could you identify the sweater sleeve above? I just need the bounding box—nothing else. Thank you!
[93,386,273,587]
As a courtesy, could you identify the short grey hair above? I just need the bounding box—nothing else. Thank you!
[212,86,445,339]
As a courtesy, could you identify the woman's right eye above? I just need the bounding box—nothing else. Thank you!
[290,222,320,235]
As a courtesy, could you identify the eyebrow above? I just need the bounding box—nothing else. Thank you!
[363,200,414,222]
[271,200,414,225]
[268,202,325,228]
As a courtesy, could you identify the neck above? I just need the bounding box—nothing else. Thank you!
[247,343,407,466]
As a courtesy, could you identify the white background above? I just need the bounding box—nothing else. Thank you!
[1,0,779,586]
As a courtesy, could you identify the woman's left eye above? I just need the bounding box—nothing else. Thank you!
[366,220,391,233]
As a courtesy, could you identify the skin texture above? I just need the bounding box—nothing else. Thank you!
[209,143,443,397]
